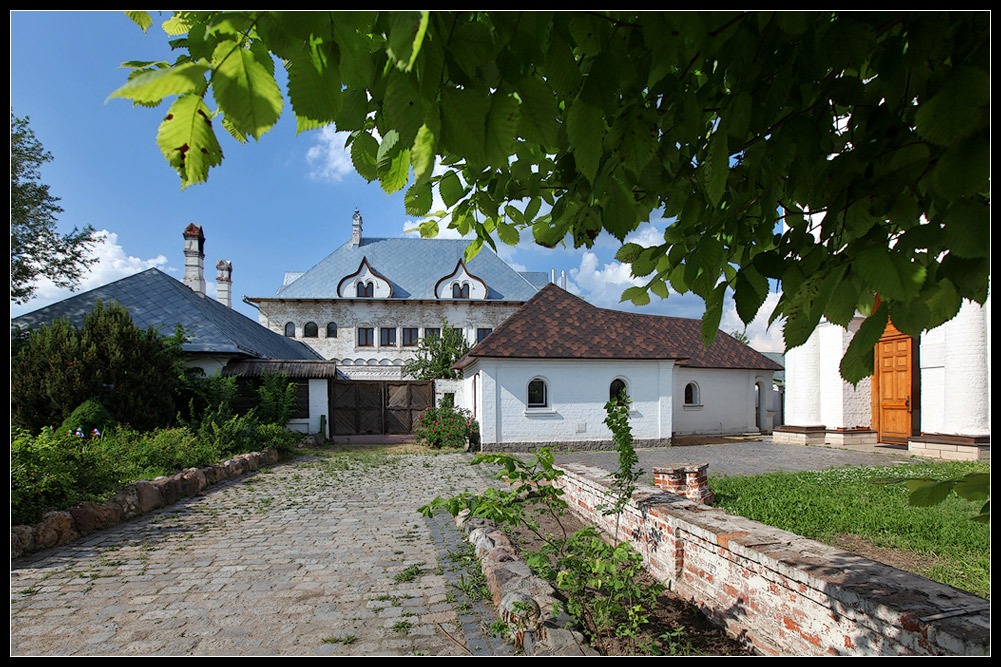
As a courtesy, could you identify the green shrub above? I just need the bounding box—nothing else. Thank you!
[11,428,124,525]
[11,301,181,432]
[414,404,476,449]
[58,399,117,436]
[96,427,223,479]
[255,371,298,426]
[195,410,260,456]
[175,370,237,430]
[254,422,303,452]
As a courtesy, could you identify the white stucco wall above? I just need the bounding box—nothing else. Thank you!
[463,358,675,447]
[920,299,990,436]
[672,367,773,436]
[784,295,991,439]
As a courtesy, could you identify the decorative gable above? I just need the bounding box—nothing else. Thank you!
[336,257,393,298]
[434,260,489,300]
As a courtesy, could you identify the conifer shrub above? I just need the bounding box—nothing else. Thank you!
[12,301,181,433]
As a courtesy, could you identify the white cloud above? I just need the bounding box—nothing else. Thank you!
[567,251,643,307]
[624,222,664,248]
[305,126,355,183]
[10,230,170,317]
[720,290,785,353]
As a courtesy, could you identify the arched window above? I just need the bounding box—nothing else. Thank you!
[284,322,296,337]
[684,382,700,406]
[326,322,338,338]
[452,282,470,299]
[609,379,628,403]
[528,378,548,408]
[357,281,373,297]
[303,321,318,338]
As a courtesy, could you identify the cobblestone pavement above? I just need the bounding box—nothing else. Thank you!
[10,453,515,657]
[552,437,917,485]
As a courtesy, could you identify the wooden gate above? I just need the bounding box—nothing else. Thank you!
[872,322,918,445]
[330,381,432,436]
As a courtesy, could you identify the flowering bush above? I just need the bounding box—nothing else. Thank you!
[414,404,477,449]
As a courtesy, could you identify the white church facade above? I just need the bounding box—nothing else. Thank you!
[775,298,990,460]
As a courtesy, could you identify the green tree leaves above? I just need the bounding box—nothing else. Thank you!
[10,114,98,303]
[114,11,991,383]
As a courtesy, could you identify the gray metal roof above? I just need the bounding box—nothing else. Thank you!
[12,268,323,361]
[268,237,543,301]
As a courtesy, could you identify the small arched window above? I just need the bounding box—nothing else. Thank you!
[528,378,548,408]
[452,282,470,299]
[357,281,373,297]
[284,322,296,337]
[303,322,318,338]
[684,382,700,406]
[326,322,338,338]
[609,379,628,403]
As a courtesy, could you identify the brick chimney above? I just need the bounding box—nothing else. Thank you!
[216,259,233,307]
[351,209,363,246]
[183,224,206,295]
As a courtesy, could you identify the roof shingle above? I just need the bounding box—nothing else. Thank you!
[457,284,783,371]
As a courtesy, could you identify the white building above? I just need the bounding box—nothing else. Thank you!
[247,211,548,380]
[775,298,990,460]
[455,284,783,451]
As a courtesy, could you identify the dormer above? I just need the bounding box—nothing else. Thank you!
[434,260,488,300]
[337,257,393,298]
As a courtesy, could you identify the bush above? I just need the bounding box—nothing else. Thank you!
[58,399,117,436]
[255,371,298,426]
[11,428,124,525]
[414,404,477,449]
[95,427,223,480]
[12,301,181,432]
[255,422,304,452]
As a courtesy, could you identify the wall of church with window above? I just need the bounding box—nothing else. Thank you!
[462,358,676,450]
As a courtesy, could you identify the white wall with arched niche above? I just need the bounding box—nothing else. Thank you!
[336,258,393,299]
[435,260,488,300]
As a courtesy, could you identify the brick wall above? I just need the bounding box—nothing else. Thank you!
[554,463,990,656]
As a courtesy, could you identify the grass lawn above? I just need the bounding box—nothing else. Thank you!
[708,460,990,599]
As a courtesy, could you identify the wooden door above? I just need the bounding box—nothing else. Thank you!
[874,324,916,444]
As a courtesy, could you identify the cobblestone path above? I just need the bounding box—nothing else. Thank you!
[11,452,514,656]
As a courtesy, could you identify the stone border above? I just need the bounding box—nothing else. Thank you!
[11,449,287,560]
[455,514,598,656]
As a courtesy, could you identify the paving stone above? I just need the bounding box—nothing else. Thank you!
[11,452,516,656]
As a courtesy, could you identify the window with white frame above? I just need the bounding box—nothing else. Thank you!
[528,378,548,408]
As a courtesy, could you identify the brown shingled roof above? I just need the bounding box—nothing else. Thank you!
[455,284,783,372]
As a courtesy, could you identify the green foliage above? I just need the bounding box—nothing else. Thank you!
[710,461,991,598]
[11,428,124,525]
[872,472,989,523]
[402,321,471,380]
[552,527,663,646]
[420,448,665,653]
[98,427,222,479]
[602,393,642,518]
[175,368,238,430]
[10,113,98,304]
[115,11,989,384]
[255,370,299,426]
[11,301,182,433]
[58,399,117,436]
[413,404,476,449]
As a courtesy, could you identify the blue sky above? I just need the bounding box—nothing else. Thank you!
[10,10,785,352]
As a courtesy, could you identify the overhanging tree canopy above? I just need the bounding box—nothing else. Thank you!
[113,11,990,383]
